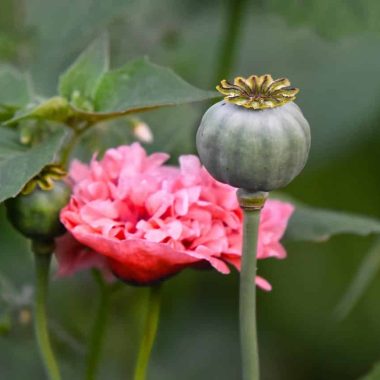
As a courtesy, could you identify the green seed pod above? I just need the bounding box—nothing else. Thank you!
[196,75,311,192]
[5,165,70,242]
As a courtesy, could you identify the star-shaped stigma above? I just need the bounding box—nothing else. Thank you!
[216,75,299,110]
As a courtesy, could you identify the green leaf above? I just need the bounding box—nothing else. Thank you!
[7,58,218,126]
[59,34,109,109]
[0,66,31,108]
[359,362,380,380]
[285,205,380,242]
[0,127,66,203]
[5,97,74,125]
[89,57,218,117]
[334,237,380,319]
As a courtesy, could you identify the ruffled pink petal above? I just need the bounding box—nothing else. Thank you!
[68,160,91,184]
[55,233,113,280]
[69,227,222,284]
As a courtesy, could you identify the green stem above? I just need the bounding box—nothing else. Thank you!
[33,252,62,380]
[214,0,249,84]
[60,122,93,168]
[85,270,111,380]
[237,189,268,380]
[60,130,81,168]
[133,285,162,380]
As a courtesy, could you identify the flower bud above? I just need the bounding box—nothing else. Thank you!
[131,118,154,143]
[5,165,70,242]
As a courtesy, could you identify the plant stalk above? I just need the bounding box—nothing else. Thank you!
[60,122,93,168]
[214,0,249,84]
[133,285,162,380]
[33,251,62,380]
[237,189,268,380]
[85,270,111,380]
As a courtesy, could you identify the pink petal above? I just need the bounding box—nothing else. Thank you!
[55,233,113,280]
[256,276,272,291]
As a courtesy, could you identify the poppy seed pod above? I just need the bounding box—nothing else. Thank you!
[5,165,70,243]
[196,75,311,192]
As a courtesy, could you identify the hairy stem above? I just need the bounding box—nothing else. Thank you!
[237,189,268,380]
[133,285,162,380]
[85,270,111,380]
[33,252,61,380]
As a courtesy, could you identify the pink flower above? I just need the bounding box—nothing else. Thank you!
[57,143,294,289]
[55,233,113,280]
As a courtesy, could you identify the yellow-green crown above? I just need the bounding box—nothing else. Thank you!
[216,74,299,110]
[22,164,67,195]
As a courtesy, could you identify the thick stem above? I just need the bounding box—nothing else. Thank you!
[237,189,268,380]
[85,270,110,380]
[214,0,249,84]
[33,252,62,380]
[133,285,162,380]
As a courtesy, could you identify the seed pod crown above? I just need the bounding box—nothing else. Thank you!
[216,75,299,110]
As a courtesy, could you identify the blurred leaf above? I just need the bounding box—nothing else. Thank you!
[360,362,380,380]
[0,34,20,63]
[5,97,73,124]
[59,34,109,109]
[91,57,218,115]
[0,0,30,63]
[0,127,66,203]
[0,312,11,336]
[258,0,380,39]
[0,106,14,123]
[285,205,380,242]
[25,0,133,94]
[335,237,380,319]
[0,66,31,108]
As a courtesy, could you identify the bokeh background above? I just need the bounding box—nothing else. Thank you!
[1,0,380,379]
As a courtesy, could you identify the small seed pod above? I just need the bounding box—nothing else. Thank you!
[5,165,70,244]
[196,75,311,192]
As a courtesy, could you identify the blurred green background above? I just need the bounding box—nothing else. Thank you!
[2,0,380,379]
